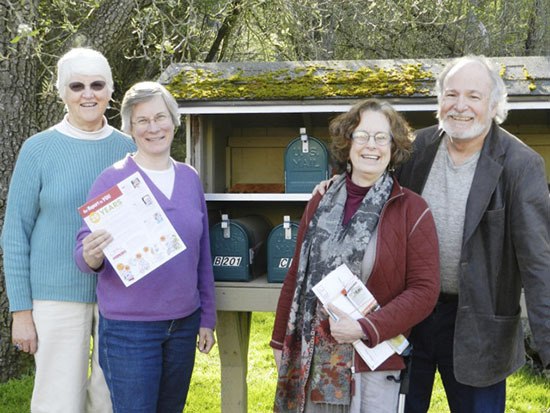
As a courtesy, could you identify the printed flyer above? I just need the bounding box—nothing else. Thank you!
[78,171,186,287]
[312,263,409,370]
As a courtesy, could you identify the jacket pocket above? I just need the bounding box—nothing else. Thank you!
[454,307,524,386]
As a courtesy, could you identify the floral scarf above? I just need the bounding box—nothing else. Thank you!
[275,172,393,413]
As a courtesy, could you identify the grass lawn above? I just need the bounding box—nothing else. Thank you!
[1,312,549,412]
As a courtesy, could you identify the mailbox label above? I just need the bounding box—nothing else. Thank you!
[278,258,293,269]
[213,256,242,267]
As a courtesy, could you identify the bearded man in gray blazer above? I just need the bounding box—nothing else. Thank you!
[399,55,550,413]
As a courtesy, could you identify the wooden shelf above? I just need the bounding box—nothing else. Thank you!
[205,193,311,202]
[215,275,282,312]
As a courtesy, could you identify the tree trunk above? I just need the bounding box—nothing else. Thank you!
[0,0,39,382]
[205,0,243,62]
[524,0,549,55]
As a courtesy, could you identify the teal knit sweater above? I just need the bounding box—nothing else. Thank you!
[2,127,135,312]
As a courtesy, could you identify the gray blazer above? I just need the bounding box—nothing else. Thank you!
[398,123,550,387]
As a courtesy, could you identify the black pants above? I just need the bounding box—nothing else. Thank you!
[405,300,506,413]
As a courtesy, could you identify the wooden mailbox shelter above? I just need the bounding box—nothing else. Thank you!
[159,56,550,412]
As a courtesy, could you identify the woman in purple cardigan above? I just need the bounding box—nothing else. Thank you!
[75,81,216,413]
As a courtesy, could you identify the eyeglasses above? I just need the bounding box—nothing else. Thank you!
[350,131,392,146]
[132,113,172,130]
[68,81,106,92]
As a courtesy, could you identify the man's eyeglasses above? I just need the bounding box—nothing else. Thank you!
[132,113,171,130]
[68,81,106,92]
[350,131,392,146]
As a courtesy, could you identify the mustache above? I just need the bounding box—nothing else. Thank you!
[445,111,475,118]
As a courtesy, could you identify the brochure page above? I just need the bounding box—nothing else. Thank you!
[78,171,186,287]
[312,263,409,370]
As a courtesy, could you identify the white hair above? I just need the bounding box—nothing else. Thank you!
[56,48,114,99]
[436,55,508,124]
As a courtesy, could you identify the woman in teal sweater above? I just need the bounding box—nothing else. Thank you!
[2,48,135,412]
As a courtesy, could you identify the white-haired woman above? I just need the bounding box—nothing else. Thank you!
[2,48,135,412]
[75,81,216,412]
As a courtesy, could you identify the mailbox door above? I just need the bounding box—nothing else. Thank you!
[285,136,329,193]
[210,223,250,281]
[267,222,299,283]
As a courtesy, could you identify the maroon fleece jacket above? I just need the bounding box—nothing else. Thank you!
[271,178,440,372]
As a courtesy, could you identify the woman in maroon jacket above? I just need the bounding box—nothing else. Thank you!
[270,99,440,413]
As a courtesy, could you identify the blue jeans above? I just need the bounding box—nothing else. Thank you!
[405,300,506,413]
[99,310,200,413]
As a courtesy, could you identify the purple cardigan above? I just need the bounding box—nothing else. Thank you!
[75,155,216,329]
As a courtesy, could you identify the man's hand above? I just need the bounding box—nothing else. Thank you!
[312,176,337,196]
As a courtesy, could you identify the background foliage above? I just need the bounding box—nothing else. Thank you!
[4,0,550,127]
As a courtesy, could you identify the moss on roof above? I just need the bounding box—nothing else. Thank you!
[165,63,434,101]
[522,67,537,91]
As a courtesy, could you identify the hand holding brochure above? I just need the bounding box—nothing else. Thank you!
[312,263,408,370]
[78,171,186,287]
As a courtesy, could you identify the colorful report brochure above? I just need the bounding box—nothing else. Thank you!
[312,263,409,370]
[78,171,186,287]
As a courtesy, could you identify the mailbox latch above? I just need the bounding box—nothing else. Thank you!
[283,215,292,240]
[221,214,230,238]
[300,127,309,153]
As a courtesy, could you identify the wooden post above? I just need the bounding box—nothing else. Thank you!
[216,311,252,413]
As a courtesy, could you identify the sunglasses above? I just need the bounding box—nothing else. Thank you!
[68,80,106,92]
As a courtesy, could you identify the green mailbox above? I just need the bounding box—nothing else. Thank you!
[267,215,299,283]
[209,214,273,281]
[284,127,330,193]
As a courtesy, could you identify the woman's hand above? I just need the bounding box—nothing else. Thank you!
[327,304,366,344]
[273,348,282,371]
[82,229,113,270]
[11,310,38,354]
[197,327,215,354]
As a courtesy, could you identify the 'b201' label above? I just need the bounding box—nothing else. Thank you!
[213,256,242,266]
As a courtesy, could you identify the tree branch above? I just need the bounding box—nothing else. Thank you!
[205,0,242,62]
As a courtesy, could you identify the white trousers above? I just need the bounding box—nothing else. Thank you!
[349,370,401,413]
[31,301,112,413]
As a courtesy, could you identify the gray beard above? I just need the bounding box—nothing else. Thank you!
[439,118,489,141]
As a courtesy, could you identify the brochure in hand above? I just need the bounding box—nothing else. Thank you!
[312,263,409,370]
[78,171,186,287]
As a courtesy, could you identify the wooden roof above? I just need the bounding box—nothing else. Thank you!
[158,56,550,114]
